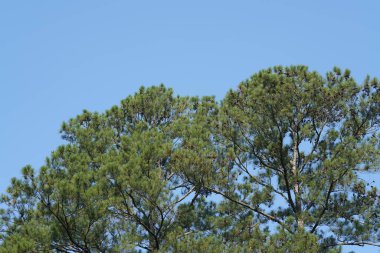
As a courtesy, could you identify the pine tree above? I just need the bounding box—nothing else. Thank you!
[211,66,380,250]
[1,67,379,252]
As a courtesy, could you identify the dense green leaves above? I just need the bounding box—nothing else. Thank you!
[1,68,379,252]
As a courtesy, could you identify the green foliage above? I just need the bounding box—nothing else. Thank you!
[215,66,380,242]
[1,68,380,252]
[0,219,51,253]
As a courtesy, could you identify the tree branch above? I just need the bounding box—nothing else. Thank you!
[207,187,291,233]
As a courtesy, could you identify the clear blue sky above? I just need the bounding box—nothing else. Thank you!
[0,1,379,252]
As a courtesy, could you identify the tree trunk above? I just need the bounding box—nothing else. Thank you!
[291,132,304,231]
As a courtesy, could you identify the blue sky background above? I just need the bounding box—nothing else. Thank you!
[0,1,379,252]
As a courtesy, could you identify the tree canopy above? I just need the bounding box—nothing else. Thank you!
[1,66,380,253]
